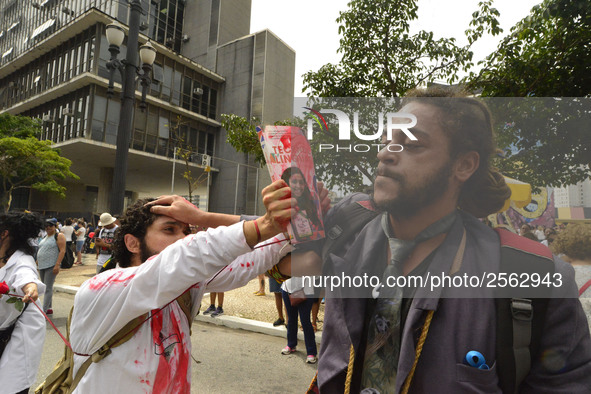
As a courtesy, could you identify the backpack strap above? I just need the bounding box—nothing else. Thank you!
[494,228,554,394]
[321,199,379,264]
[99,257,117,273]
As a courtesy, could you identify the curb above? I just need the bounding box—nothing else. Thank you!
[54,284,322,344]
[54,284,79,295]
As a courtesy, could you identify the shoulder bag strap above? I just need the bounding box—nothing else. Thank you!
[69,313,148,393]
[176,290,193,335]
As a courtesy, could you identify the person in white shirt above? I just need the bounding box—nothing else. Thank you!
[94,213,118,274]
[75,220,86,265]
[534,225,546,241]
[0,212,46,394]
[69,180,293,393]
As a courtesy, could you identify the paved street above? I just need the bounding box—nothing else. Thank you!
[34,292,317,393]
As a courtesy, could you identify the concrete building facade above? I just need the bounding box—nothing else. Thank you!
[554,178,591,208]
[0,0,294,218]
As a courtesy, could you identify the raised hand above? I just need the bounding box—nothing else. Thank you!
[244,180,293,247]
[147,195,205,226]
[261,179,294,232]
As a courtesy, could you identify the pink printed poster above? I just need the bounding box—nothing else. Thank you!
[258,126,325,243]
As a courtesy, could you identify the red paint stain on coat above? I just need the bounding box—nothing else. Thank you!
[151,307,191,394]
[87,271,135,291]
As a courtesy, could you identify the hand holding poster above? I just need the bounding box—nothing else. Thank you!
[258,126,325,243]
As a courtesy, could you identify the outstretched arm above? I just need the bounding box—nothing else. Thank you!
[148,179,294,248]
[148,196,241,228]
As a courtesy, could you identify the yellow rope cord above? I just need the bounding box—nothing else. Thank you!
[344,344,355,394]
[343,309,436,394]
[306,372,318,394]
[401,310,435,394]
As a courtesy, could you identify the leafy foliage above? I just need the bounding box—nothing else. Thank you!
[468,0,591,97]
[466,0,591,188]
[302,0,502,97]
[0,113,42,139]
[221,114,266,166]
[224,0,591,192]
[488,98,591,188]
[0,129,79,212]
[168,116,209,202]
[300,97,403,192]
[297,0,505,192]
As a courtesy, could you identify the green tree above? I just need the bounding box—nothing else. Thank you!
[221,114,266,166]
[0,114,78,212]
[487,98,591,189]
[169,117,209,203]
[468,0,591,97]
[466,0,591,188]
[0,113,42,139]
[298,0,503,193]
[302,0,502,97]
[300,97,398,192]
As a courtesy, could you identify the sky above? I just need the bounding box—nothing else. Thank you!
[250,0,543,96]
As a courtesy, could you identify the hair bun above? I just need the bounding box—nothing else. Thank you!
[459,169,511,218]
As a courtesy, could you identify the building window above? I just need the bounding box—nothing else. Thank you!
[21,87,90,143]
[157,115,169,155]
[132,106,147,150]
[105,99,121,145]
[7,20,20,32]
[206,132,215,156]
[161,64,173,101]
[2,47,13,61]
[92,95,107,141]
[31,18,56,41]
[209,89,217,119]
[182,76,191,110]
[146,0,185,52]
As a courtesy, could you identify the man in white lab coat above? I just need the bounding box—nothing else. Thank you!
[69,181,293,393]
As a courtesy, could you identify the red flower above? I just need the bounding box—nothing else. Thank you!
[0,281,9,294]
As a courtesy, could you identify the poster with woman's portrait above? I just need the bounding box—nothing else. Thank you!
[258,126,325,243]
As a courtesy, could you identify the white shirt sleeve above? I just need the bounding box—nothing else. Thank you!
[9,253,46,297]
[204,235,291,293]
[70,222,252,354]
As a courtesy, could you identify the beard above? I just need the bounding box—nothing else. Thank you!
[372,160,453,220]
[139,238,158,263]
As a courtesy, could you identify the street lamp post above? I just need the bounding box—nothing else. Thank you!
[105,0,156,216]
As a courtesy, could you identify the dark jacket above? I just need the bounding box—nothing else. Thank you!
[317,195,591,393]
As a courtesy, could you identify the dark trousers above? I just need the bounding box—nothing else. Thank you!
[281,289,317,357]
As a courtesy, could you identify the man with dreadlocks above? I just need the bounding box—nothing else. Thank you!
[299,89,591,393]
[68,180,293,393]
